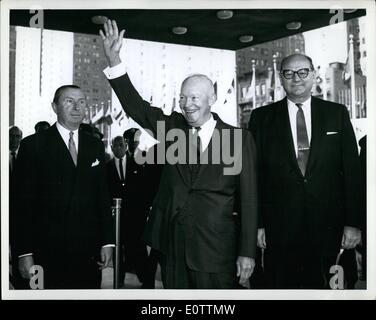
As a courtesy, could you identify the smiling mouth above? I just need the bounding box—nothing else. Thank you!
[184,109,198,114]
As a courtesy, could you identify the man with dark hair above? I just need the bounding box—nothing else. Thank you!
[34,121,50,133]
[107,132,153,287]
[9,126,23,288]
[13,85,114,289]
[9,126,22,174]
[249,53,362,288]
[100,20,258,289]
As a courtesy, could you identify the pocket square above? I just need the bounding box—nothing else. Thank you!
[91,159,100,167]
[326,131,338,135]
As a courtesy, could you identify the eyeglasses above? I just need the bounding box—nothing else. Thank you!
[280,68,312,80]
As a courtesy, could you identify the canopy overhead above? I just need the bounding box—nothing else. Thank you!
[10,9,366,50]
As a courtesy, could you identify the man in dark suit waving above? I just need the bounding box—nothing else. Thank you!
[100,20,258,289]
[13,85,114,289]
[249,54,362,289]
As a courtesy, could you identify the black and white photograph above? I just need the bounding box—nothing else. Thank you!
[1,0,375,302]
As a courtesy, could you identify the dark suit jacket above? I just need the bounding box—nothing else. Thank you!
[109,74,258,273]
[13,124,114,261]
[249,96,361,258]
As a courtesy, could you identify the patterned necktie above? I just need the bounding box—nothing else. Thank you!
[118,158,125,181]
[296,103,310,176]
[68,131,78,166]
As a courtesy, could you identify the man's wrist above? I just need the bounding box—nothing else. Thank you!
[109,57,122,68]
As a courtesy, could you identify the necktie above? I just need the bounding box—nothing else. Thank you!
[68,131,78,166]
[10,151,16,172]
[296,103,310,176]
[118,158,125,181]
[190,127,201,176]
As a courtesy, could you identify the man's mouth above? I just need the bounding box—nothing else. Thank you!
[184,109,198,114]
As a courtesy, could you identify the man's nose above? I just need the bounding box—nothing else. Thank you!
[292,72,300,81]
[72,101,81,110]
[185,97,193,107]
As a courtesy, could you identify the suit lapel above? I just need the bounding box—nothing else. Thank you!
[305,97,324,177]
[175,122,192,186]
[77,131,90,170]
[193,114,226,185]
[49,124,77,170]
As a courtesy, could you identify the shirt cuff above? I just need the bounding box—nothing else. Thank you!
[103,62,126,79]
[102,244,115,248]
[18,253,33,258]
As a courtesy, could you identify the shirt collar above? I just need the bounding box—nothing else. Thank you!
[192,114,216,132]
[287,96,311,111]
[56,121,79,138]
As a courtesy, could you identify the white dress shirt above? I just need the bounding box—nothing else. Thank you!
[56,122,79,152]
[114,156,127,181]
[192,115,217,152]
[287,97,312,158]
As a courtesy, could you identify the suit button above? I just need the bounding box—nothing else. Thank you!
[304,179,308,183]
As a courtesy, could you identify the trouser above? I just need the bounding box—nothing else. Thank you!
[161,216,236,289]
[37,253,102,289]
[263,249,338,289]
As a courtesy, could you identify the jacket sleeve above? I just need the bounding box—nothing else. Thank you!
[248,109,264,229]
[237,129,258,258]
[109,74,172,137]
[12,137,38,257]
[340,105,362,229]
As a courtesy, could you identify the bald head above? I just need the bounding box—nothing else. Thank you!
[181,74,215,96]
[280,54,314,72]
[179,74,216,127]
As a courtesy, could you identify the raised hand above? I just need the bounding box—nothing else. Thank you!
[99,19,125,67]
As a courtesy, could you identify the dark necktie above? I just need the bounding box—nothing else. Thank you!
[190,127,201,176]
[296,103,310,176]
[118,158,125,181]
[10,151,16,172]
[68,131,78,166]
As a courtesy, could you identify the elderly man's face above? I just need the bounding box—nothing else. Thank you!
[280,55,315,103]
[9,128,22,151]
[52,88,86,131]
[111,137,128,159]
[179,77,215,128]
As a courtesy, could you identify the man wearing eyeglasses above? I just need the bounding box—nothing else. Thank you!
[248,54,362,289]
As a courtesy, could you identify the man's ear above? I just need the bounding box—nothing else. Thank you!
[209,93,217,106]
[51,102,57,114]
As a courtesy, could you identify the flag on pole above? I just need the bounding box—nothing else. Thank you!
[246,71,256,107]
[342,48,354,84]
[223,78,235,105]
[274,68,284,101]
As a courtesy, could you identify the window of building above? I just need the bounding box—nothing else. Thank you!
[256,85,260,96]
[363,51,367,57]
[261,84,266,95]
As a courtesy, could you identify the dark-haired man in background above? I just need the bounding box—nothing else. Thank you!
[249,54,362,288]
[13,85,114,289]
